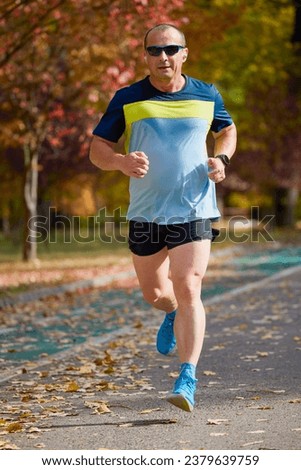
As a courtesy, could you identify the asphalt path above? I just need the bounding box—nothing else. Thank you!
[1,244,301,367]
[0,244,300,451]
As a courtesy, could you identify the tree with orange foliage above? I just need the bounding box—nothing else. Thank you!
[0,0,186,261]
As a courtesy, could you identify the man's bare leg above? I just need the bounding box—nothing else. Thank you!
[132,248,178,354]
[168,240,211,365]
[132,248,177,313]
[166,240,211,411]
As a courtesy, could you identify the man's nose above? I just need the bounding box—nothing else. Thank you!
[159,50,169,60]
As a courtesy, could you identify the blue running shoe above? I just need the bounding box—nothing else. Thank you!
[156,311,176,355]
[166,373,197,412]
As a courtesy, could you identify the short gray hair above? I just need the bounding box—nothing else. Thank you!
[144,24,186,49]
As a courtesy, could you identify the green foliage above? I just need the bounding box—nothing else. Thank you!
[189,0,300,194]
[227,191,273,210]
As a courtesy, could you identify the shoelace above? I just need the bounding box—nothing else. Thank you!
[175,375,196,392]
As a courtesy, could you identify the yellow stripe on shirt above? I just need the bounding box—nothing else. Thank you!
[124,99,214,123]
[123,100,214,152]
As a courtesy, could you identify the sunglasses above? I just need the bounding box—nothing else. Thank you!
[146,45,185,57]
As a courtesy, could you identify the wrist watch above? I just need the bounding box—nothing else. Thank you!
[214,154,230,166]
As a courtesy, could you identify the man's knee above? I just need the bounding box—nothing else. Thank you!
[142,287,171,308]
[172,273,203,303]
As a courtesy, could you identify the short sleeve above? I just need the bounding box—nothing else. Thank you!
[210,86,233,133]
[92,90,126,143]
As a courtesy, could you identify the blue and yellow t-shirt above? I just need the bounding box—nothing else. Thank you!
[93,75,233,223]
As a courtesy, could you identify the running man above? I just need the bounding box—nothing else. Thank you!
[89,24,237,411]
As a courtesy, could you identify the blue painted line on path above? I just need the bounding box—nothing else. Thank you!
[1,246,300,367]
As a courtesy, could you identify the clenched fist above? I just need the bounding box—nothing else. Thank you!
[120,151,149,178]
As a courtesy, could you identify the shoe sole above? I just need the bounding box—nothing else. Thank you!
[157,345,176,356]
[166,393,194,412]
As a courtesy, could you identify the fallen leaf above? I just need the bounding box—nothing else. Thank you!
[140,408,161,414]
[65,381,79,392]
[242,355,258,361]
[257,351,269,357]
[95,403,111,414]
[7,422,23,433]
[242,440,264,447]
[45,384,61,392]
[96,381,119,391]
[209,344,225,351]
[79,365,94,374]
[39,371,49,378]
[84,401,111,414]
[0,440,20,449]
[140,385,155,391]
[103,366,115,374]
[203,370,216,376]
[94,358,104,366]
[28,427,42,433]
[207,419,229,425]
[169,372,179,378]
[21,395,33,402]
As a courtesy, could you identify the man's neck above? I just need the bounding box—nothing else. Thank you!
[149,74,186,93]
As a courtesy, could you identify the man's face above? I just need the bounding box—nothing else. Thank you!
[144,28,188,85]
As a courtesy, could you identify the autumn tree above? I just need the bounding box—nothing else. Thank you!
[191,0,301,225]
[0,0,186,261]
[3,0,299,266]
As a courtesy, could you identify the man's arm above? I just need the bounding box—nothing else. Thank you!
[212,122,237,159]
[208,123,237,183]
[89,135,149,178]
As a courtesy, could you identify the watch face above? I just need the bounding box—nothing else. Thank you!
[216,154,230,165]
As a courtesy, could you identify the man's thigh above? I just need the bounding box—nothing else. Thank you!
[168,240,211,285]
[131,247,171,293]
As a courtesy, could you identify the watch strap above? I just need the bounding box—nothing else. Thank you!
[214,154,230,166]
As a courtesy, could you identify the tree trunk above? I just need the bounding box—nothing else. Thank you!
[23,144,39,262]
[274,3,301,227]
[1,204,10,237]
[274,187,299,227]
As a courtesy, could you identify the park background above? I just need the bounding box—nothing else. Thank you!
[0,0,301,296]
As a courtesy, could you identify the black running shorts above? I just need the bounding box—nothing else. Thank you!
[128,219,220,256]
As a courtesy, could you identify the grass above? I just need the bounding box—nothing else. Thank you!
[0,229,130,266]
[1,223,301,279]
[0,223,301,298]
[0,229,132,297]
